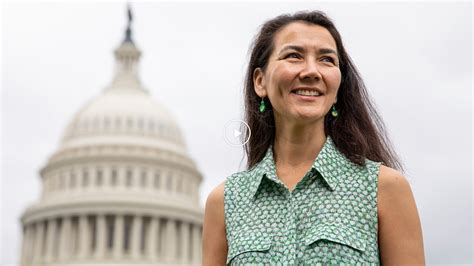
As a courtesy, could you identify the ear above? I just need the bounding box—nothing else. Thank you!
[253,67,267,98]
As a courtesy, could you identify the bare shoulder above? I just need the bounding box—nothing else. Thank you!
[204,180,226,229]
[377,165,412,204]
[377,164,415,220]
[202,180,228,265]
[377,165,426,265]
[206,180,226,209]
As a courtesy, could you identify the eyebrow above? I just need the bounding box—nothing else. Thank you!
[279,45,338,56]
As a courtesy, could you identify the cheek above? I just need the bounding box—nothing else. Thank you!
[323,69,342,89]
[269,64,300,90]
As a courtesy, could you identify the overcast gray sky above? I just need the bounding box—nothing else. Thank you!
[2,1,472,265]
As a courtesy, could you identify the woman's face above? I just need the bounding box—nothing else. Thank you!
[254,21,342,125]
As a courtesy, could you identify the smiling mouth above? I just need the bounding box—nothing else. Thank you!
[291,89,322,97]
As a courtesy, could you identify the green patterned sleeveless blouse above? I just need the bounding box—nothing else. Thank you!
[224,136,382,265]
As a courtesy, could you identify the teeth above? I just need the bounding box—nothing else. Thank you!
[293,89,321,96]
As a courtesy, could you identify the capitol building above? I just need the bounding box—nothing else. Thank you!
[19,7,203,266]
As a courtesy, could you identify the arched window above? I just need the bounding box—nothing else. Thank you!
[166,173,172,191]
[70,171,76,189]
[82,170,89,188]
[96,169,103,187]
[111,168,118,187]
[127,117,133,129]
[154,171,160,189]
[126,169,133,187]
[140,170,147,187]
[115,117,122,130]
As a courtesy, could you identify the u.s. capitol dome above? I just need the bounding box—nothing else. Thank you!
[19,7,203,266]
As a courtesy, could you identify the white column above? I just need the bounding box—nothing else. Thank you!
[78,215,90,258]
[147,169,154,192]
[20,225,32,266]
[19,226,27,266]
[113,215,124,258]
[95,214,106,258]
[165,218,177,261]
[28,224,36,265]
[32,221,45,263]
[45,219,57,261]
[160,171,167,192]
[59,216,72,259]
[118,166,125,189]
[192,224,202,264]
[89,167,97,192]
[146,217,158,260]
[131,215,142,259]
[132,168,140,190]
[180,222,190,263]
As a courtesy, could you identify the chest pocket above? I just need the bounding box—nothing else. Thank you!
[304,223,368,253]
[226,231,272,265]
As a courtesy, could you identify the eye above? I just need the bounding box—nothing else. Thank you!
[321,56,335,63]
[285,52,301,59]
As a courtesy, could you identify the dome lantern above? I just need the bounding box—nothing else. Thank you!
[108,4,144,92]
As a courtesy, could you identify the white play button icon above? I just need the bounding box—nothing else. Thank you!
[224,119,251,146]
[234,129,242,138]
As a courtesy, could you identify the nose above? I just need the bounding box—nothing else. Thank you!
[299,59,322,81]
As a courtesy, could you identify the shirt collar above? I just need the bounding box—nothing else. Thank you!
[249,136,352,200]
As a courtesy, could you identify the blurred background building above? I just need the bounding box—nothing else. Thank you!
[18,6,203,266]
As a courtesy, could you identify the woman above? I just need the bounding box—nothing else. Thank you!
[203,10,425,265]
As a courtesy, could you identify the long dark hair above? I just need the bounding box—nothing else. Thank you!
[242,10,404,172]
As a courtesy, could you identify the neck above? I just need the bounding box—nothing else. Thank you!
[273,116,326,169]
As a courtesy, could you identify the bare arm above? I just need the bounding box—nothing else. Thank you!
[378,165,426,265]
[202,181,228,266]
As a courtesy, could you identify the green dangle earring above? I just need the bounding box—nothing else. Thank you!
[331,104,338,117]
[259,97,266,113]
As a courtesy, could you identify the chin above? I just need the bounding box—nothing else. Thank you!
[292,112,324,123]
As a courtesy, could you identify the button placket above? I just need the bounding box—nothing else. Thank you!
[287,190,299,264]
